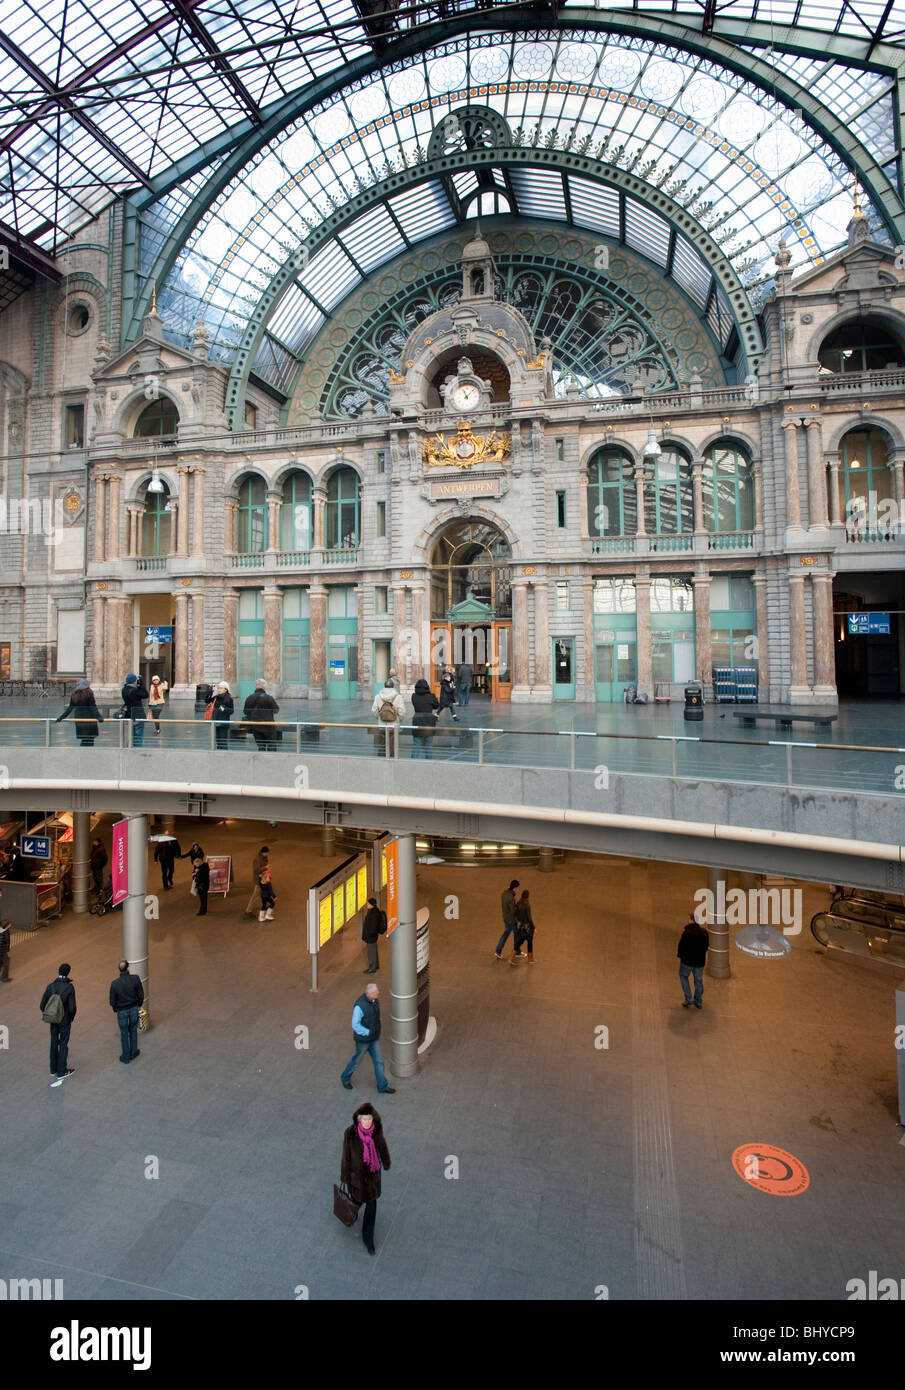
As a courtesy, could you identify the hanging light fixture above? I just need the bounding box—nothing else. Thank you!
[643,428,661,460]
[147,467,165,493]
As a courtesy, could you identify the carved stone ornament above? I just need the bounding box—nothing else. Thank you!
[424,420,511,471]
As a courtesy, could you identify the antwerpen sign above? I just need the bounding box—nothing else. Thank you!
[430,478,500,501]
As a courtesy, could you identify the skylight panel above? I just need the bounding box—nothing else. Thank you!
[567,178,620,237]
[338,205,406,272]
[672,236,711,309]
[509,168,566,219]
[297,239,360,312]
[387,183,456,240]
[624,199,670,267]
[269,283,325,352]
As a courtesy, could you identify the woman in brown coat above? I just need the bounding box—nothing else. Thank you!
[340,1102,391,1255]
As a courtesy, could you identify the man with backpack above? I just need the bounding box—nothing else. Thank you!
[371,678,404,758]
[361,896,387,974]
[40,963,77,1085]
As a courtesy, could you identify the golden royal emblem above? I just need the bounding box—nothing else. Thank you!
[423,421,511,471]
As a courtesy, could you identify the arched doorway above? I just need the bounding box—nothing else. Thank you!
[429,520,512,701]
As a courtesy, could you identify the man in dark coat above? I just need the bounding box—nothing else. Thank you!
[153,837,181,890]
[495,878,521,960]
[243,679,280,751]
[109,959,144,1063]
[340,983,395,1094]
[341,1102,391,1255]
[361,896,386,975]
[677,912,710,1009]
[0,913,10,982]
[193,855,210,915]
[121,673,149,747]
[40,963,77,1084]
[410,678,439,759]
[456,661,473,706]
[89,839,108,893]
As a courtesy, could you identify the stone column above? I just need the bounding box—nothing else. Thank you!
[788,573,809,700]
[392,584,409,687]
[806,417,828,528]
[410,585,427,685]
[190,593,204,687]
[811,572,837,698]
[177,468,191,556]
[783,420,802,531]
[390,832,419,1081]
[122,814,149,1015]
[357,583,368,690]
[582,578,595,698]
[119,594,134,676]
[173,591,189,687]
[92,594,106,684]
[579,471,590,539]
[889,454,905,513]
[169,498,179,555]
[692,573,712,690]
[263,587,282,685]
[107,473,122,559]
[72,809,91,914]
[752,573,770,696]
[751,462,764,532]
[635,463,647,536]
[827,456,843,526]
[313,487,326,549]
[533,581,551,694]
[634,577,652,698]
[691,459,706,534]
[126,507,140,558]
[93,473,107,561]
[223,500,237,554]
[707,867,731,980]
[511,579,530,699]
[267,492,281,552]
[191,469,206,556]
[308,584,328,698]
[222,589,239,688]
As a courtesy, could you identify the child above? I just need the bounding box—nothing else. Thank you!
[258,864,275,922]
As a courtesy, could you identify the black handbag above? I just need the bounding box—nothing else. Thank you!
[333,1183,360,1227]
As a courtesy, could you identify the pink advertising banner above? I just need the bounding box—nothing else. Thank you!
[112,819,129,905]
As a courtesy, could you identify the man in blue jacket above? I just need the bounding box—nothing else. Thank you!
[340,983,395,1094]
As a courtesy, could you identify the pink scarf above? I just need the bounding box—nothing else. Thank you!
[358,1121,380,1171]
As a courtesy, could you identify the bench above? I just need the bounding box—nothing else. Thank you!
[733,708,838,730]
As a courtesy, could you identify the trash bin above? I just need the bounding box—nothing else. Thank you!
[194,683,213,717]
[683,682,704,721]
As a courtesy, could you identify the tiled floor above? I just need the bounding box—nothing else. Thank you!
[0,817,903,1300]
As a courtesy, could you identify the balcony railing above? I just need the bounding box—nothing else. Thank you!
[843,527,900,545]
[135,556,167,571]
[591,536,636,554]
[276,550,310,566]
[323,546,359,564]
[649,535,694,552]
[707,531,755,550]
[591,531,755,555]
[231,553,266,568]
[818,368,905,394]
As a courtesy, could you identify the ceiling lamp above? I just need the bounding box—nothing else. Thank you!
[147,468,165,493]
[643,429,661,460]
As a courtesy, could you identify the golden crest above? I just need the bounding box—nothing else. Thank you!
[423,421,511,471]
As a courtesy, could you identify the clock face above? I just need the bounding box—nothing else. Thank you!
[452,382,481,411]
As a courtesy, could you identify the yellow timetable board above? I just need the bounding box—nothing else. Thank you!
[345,872,357,920]
[357,865,367,910]
[319,895,332,947]
[333,885,345,928]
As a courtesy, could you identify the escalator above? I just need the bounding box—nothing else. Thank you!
[811,890,905,970]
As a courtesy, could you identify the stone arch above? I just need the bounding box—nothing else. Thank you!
[581,437,640,472]
[111,386,181,440]
[412,506,522,563]
[827,414,905,453]
[126,468,179,506]
[271,461,316,492]
[805,304,905,366]
[227,466,272,502]
[697,429,757,458]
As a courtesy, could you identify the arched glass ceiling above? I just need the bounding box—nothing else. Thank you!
[145,27,889,376]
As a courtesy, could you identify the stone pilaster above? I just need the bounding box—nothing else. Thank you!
[827,456,843,526]
[308,584,328,698]
[190,593,204,687]
[313,488,326,550]
[634,576,652,699]
[92,594,106,683]
[93,473,107,561]
[222,589,239,687]
[173,591,189,687]
[635,462,647,536]
[391,583,410,687]
[752,573,769,697]
[510,579,530,700]
[751,462,764,533]
[108,474,122,560]
[191,469,206,556]
[811,573,837,699]
[691,459,706,535]
[788,573,809,701]
[783,419,803,533]
[692,573,712,693]
[581,578,595,699]
[177,467,191,556]
[411,585,427,685]
[533,580,551,696]
[806,417,828,529]
[266,492,281,552]
[263,587,282,685]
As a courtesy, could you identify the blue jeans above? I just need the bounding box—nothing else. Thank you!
[117,1005,140,1060]
[496,920,521,956]
[131,717,144,747]
[411,735,433,759]
[459,683,471,706]
[679,963,704,1004]
[341,1037,390,1090]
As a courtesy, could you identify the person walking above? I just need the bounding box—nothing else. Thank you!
[210,681,234,750]
[55,679,105,747]
[511,888,536,965]
[193,854,210,916]
[340,1102,391,1256]
[361,896,386,974]
[109,959,144,1063]
[494,878,521,960]
[153,836,182,890]
[40,963,76,1085]
[438,668,459,722]
[340,983,395,1094]
[410,678,439,759]
[148,675,167,735]
[244,844,269,917]
[258,863,276,922]
[0,913,11,982]
[243,678,280,751]
[677,911,710,1009]
[122,673,149,747]
[181,840,205,867]
[371,678,404,757]
[456,661,473,707]
[89,838,108,894]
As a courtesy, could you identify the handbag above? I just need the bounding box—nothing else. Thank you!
[113,704,128,720]
[190,880,198,897]
[204,701,215,721]
[333,1183,360,1227]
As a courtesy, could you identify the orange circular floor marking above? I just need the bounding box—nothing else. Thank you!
[731,1143,810,1196]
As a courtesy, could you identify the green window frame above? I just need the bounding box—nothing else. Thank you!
[840,430,891,512]
[280,471,312,551]
[702,443,754,533]
[326,467,360,548]
[650,449,693,534]
[141,484,172,557]
[134,399,178,437]
[588,451,636,538]
[237,476,267,554]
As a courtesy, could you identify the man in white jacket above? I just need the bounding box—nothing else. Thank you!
[371,679,404,758]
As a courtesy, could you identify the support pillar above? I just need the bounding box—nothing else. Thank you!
[691,460,705,535]
[321,825,335,857]
[263,588,282,685]
[92,594,106,684]
[391,585,410,688]
[313,487,326,550]
[634,463,647,536]
[191,593,204,686]
[828,456,843,526]
[173,592,189,687]
[788,574,809,700]
[581,578,595,700]
[782,419,803,533]
[266,491,281,553]
[634,576,652,699]
[222,589,239,688]
[72,810,91,914]
[177,468,190,556]
[533,581,551,694]
[93,474,107,561]
[410,585,426,685]
[122,813,149,1013]
[308,584,327,698]
[390,832,418,1080]
[108,474,122,559]
[692,572,711,692]
[127,507,141,558]
[752,574,770,696]
[510,579,530,699]
[538,847,554,873]
[811,572,837,699]
[752,462,764,534]
[806,417,828,529]
[357,584,368,690]
[707,867,730,979]
[191,469,206,556]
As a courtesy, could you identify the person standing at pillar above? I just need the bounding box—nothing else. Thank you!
[340,983,395,1094]
[677,911,710,1010]
[148,675,168,735]
[0,912,11,982]
[361,896,386,974]
[211,681,234,750]
[109,959,144,1063]
[90,838,108,894]
[55,679,105,747]
[243,678,280,751]
[456,660,473,706]
[193,853,210,916]
[341,1102,391,1256]
[40,963,76,1085]
[511,888,535,965]
[244,844,269,918]
[494,878,521,960]
[122,673,149,747]
[410,678,439,759]
[154,836,182,890]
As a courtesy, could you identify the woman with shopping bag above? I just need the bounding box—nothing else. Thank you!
[338,1102,391,1255]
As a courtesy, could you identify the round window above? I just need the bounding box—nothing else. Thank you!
[67,302,91,334]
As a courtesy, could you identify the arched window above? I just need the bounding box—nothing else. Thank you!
[141,482,172,557]
[280,471,312,551]
[840,430,891,517]
[237,476,267,553]
[133,399,178,437]
[702,442,753,533]
[430,520,512,616]
[650,448,693,534]
[818,322,905,374]
[587,450,637,537]
[325,467,360,549]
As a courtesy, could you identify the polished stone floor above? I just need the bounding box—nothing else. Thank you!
[1,818,903,1301]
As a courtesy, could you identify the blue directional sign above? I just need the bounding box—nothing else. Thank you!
[145,625,173,644]
[847,613,890,635]
[21,835,51,859]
